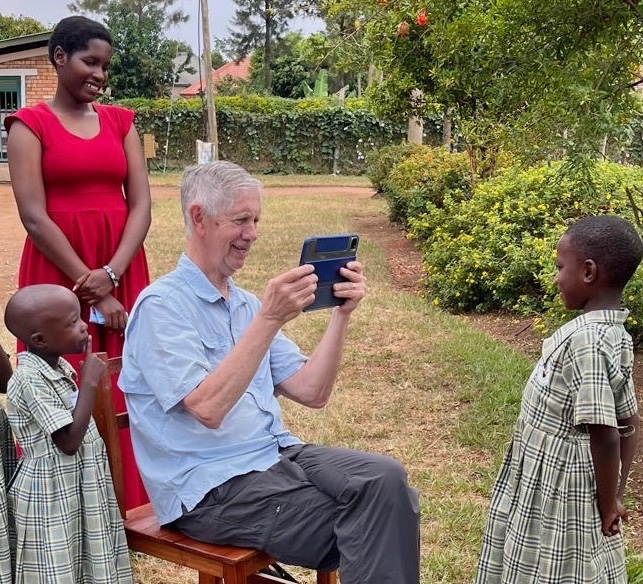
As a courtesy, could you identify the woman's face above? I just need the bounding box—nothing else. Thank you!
[55,38,112,102]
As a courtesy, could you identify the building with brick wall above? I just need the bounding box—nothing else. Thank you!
[0,31,53,181]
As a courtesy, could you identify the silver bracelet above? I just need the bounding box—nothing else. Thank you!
[103,265,119,288]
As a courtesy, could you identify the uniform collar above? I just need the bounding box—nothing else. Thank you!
[542,309,629,362]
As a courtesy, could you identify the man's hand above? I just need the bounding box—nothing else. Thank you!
[261,264,318,324]
[334,261,367,314]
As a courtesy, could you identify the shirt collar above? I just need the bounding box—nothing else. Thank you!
[176,253,245,308]
[17,351,77,382]
[542,309,629,362]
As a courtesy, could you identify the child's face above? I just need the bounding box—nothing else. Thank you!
[36,292,89,356]
[554,234,588,310]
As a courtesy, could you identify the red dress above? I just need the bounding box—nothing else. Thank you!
[5,102,150,510]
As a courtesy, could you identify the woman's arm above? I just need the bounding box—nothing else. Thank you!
[75,124,151,305]
[7,121,91,282]
[107,125,151,278]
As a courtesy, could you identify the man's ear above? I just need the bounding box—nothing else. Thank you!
[30,332,47,350]
[52,46,67,67]
[583,259,598,283]
[189,204,206,235]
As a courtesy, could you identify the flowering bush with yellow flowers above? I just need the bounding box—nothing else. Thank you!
[405,159,643,344]
[378,146,473,224]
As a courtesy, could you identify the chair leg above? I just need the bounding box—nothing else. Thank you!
[317,570,338,584]
[222,564,246,584]
[198,572,223,584]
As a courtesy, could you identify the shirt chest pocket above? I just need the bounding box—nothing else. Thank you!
[202,336,232,369]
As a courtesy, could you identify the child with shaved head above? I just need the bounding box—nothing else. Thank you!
[4,284,132,583]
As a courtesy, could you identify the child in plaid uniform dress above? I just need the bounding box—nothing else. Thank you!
[476,215,641,584]
[4,286,132,583]
[0,346,17,581]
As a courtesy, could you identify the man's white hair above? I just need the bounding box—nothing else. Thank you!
[180,161,263,238]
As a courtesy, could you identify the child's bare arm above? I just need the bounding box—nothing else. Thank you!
[51,337,105,455]
[617,412,639,500]
[0,346,12,394]
[588,424,621,536]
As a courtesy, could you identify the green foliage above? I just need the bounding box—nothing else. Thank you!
[119,96,412,173]
[364,142,426,192]
[329,0,643,171]
[382,146,472,224]
[0,14,48,39]
[228,0,299,92]
[407,159,643,342]
[67,0,188,27]
[628,555,643,584]
[104,2,179,98]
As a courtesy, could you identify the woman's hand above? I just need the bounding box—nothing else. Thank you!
[94,295,128,330]
[74,268,115,304]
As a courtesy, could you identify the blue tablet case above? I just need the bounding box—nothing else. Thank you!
[299,234,359,311]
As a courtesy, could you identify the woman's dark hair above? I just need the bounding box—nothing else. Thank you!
[48,16,112,66]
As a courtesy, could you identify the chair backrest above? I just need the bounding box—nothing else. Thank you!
[93,352,128,519]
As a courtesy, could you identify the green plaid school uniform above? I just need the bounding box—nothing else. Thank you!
[7,352,133,584]
[476,310,638,584]
[0,406,17,581]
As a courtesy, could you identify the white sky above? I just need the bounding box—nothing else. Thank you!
[1,0,323,52]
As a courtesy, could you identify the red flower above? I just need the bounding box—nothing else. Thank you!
[378,0,388,6]
[416,9,428,26]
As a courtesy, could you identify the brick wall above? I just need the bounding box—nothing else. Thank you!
[0,54,56,105]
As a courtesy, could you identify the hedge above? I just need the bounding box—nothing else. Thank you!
[116,96,441,174]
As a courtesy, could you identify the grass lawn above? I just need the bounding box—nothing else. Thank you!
[148,171,371,188]
[135,188,520,583]
[135,187,643,583]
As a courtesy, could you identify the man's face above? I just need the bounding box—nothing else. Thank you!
[203,190,262,279]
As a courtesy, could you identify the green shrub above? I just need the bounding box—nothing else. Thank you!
[116,96,422,173]
[381,147,472,224]
[409,160,643,343]
[364,142,426,192]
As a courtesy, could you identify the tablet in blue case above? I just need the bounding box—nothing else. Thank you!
[299,234,359,311]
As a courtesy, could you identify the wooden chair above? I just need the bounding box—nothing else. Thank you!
[93,352,338,584]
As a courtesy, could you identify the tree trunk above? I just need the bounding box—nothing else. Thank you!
[407,89,423,145]
[442,107,452,150]
[263,0,272,93]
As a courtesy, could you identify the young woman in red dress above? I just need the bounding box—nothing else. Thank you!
[4,16,151,510]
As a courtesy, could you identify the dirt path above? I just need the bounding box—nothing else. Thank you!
[1,181,642,549]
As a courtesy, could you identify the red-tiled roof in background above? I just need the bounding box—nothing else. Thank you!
[180,57,251,97]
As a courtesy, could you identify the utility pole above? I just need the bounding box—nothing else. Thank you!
[200,0,218,159]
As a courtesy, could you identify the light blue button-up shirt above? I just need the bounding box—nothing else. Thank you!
[119,253,305,525]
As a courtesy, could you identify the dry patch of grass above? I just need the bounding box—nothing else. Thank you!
[148,172,370,188]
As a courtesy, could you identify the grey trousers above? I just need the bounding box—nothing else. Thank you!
[172,444,420,584]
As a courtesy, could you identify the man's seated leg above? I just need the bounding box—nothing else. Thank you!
[172,445,419,584]
[283,444,420,584]
[171,457,341,572]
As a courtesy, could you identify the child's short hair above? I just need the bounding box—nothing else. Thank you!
[565,215,643,288]
[48,16,112,66]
